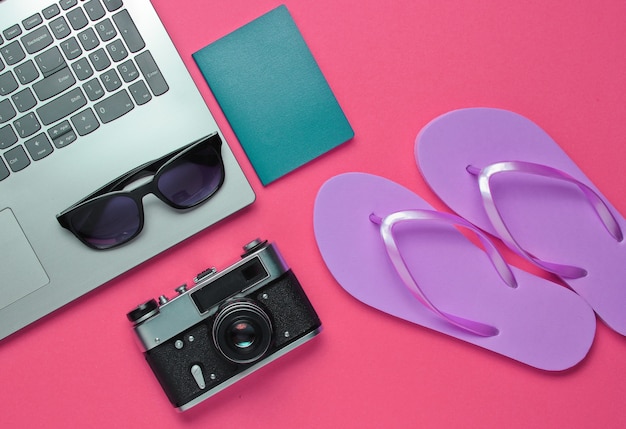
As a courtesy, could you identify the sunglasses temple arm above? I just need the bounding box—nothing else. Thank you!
[70,156,171,207]
[63,135,222,208]
[97,138,213,196]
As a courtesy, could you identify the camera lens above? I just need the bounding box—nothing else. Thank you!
[230,321,256,348]
[213,300,273,364]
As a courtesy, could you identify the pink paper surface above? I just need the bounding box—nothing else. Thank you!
[2,1,626,427]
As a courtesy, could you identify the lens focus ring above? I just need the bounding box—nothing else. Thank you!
[212,300,273,364]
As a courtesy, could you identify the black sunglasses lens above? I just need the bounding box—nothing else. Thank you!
[68,195,141,249]
[156,144,224,208]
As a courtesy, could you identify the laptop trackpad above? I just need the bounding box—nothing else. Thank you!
[0,208,49,310]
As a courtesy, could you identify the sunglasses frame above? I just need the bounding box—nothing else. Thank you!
[57,133,225,250]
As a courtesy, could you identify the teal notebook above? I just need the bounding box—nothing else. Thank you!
[192,5,354,185]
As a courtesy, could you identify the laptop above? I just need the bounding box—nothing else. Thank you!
[0,0,255,341]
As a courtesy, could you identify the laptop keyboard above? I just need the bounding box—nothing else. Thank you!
[0,0,169,182]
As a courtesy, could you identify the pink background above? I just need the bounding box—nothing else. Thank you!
[3,0,626,427]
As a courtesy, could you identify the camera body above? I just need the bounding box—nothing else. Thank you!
[127,240,322,411]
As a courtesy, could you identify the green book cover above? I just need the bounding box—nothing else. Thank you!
[192,5,354,185]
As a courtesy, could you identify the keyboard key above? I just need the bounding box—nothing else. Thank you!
[3,25,22,41]
[48,120,77,148]
[50,16,71,40]
[13,112,41,138]
[14,60,39,84]
[100,69,122,92]
[83,78,104,101]
[71,108,99,135]
[47,120,73,139]
[35,46,66,77]
[71,57,94,80]
[106,39,127,62]
[0,99,17,123]
[0,158,9,181]
[12,88,37,112]
[112,10,145,53]
[103,0,124,12]
[129,80,151,105]
[67,8,89,31]
[117,59,138,82]
[95,18,117,42]
[60,0,79,11]
[23,14,44,30]
[25,133,54,161]
[84,0,106,21]
[0,71,18,95]
[5,145,30,172]
[1,41,26,65]
[52,129,77,148]
[21,26,54,54]
[60,37,82,60]
[36,87,87,125]
[43,5,61,20]
[77,28,99,51]
[0,124,18,149]
[88,48,111,71]
[94,89,133,123]
[135,51,168,96]
[33,67,76,101]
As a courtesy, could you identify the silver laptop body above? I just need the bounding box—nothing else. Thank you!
[0,0,255,340]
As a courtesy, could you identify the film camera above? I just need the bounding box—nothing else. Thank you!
[127,239,322,411]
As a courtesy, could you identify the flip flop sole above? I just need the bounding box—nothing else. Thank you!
[313,172,595,370]
[416,108,626,335]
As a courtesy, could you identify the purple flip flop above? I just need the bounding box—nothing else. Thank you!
[314,173,595,370]
[416,107,626,336]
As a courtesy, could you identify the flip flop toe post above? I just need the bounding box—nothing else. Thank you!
[417,108,626,335]
[314,173,595,371]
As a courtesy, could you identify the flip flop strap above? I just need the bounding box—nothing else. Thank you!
[370,209,517,337]
[467,161,623,279]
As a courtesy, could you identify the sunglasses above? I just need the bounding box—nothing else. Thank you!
[57,133,225,250]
